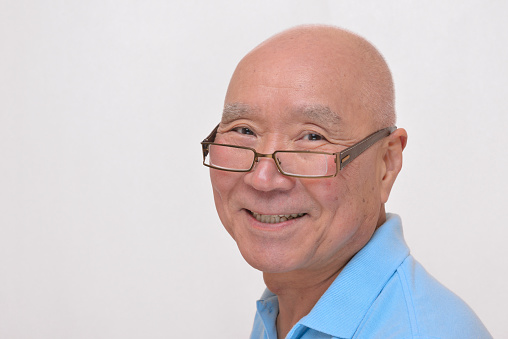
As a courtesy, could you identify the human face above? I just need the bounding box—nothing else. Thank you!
[210,49,387,275]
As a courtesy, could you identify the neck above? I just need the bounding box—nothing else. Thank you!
[264,266,342,339]
[266,206,387,339]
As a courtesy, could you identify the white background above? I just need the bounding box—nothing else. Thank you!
[1,1,507,338]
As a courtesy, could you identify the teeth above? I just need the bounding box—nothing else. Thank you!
[251,212,305,224]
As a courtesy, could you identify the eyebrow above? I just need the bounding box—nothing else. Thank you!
[221,103,342,130]
[221,103,258,125]
[297,105,342,128]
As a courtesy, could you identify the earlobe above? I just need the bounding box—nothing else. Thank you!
[380,128,408,203]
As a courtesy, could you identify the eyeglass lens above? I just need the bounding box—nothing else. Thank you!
[275,152,335,176]
[205,144,255,170]
[205,144,335,176]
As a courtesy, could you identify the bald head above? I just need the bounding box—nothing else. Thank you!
[225,25,395,131]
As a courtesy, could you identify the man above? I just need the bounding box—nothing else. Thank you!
[201,25,491,338]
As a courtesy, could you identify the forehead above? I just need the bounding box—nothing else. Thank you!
[223,47,374,135]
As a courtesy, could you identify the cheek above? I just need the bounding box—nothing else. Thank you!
[210,168,237,193]
[317,167,373,215]
[322,179,342,203]
[210,170,242,232]
[210,170,232,211]
[344,164,382,215]
[302,176,347,217]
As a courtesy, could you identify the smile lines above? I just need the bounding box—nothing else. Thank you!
[250,211,306,224]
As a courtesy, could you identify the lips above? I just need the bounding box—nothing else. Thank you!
[249,211,306,224]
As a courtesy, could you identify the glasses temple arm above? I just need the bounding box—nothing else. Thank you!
[338,126,397,170]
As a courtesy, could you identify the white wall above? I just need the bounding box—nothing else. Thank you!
[1,1,506,338]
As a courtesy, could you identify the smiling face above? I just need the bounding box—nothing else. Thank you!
[210,27,398,275]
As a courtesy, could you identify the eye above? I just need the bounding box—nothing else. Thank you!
[302,133,324,141]
[232,127,255,136]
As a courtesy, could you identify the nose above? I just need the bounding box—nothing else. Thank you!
[243,155,295,192]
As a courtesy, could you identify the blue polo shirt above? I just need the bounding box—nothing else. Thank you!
[250,214,491,339]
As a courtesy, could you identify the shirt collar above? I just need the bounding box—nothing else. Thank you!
[298,213,410,338]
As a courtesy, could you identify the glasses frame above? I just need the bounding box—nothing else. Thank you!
[201,124,396,178]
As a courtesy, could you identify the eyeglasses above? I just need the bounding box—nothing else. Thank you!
[201,124,396,178]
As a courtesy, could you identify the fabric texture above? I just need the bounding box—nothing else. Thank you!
[250,214,492,339]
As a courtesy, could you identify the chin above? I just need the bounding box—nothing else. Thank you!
[244,260,293,274]
[237,242,304,274]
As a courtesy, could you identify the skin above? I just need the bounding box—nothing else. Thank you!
[210,25,407,339]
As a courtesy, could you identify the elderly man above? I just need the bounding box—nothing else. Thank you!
[201,25,491,338]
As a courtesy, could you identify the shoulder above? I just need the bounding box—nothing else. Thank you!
[354,255,492,339]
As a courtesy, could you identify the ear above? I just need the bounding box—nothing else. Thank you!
[379,128,407,203]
